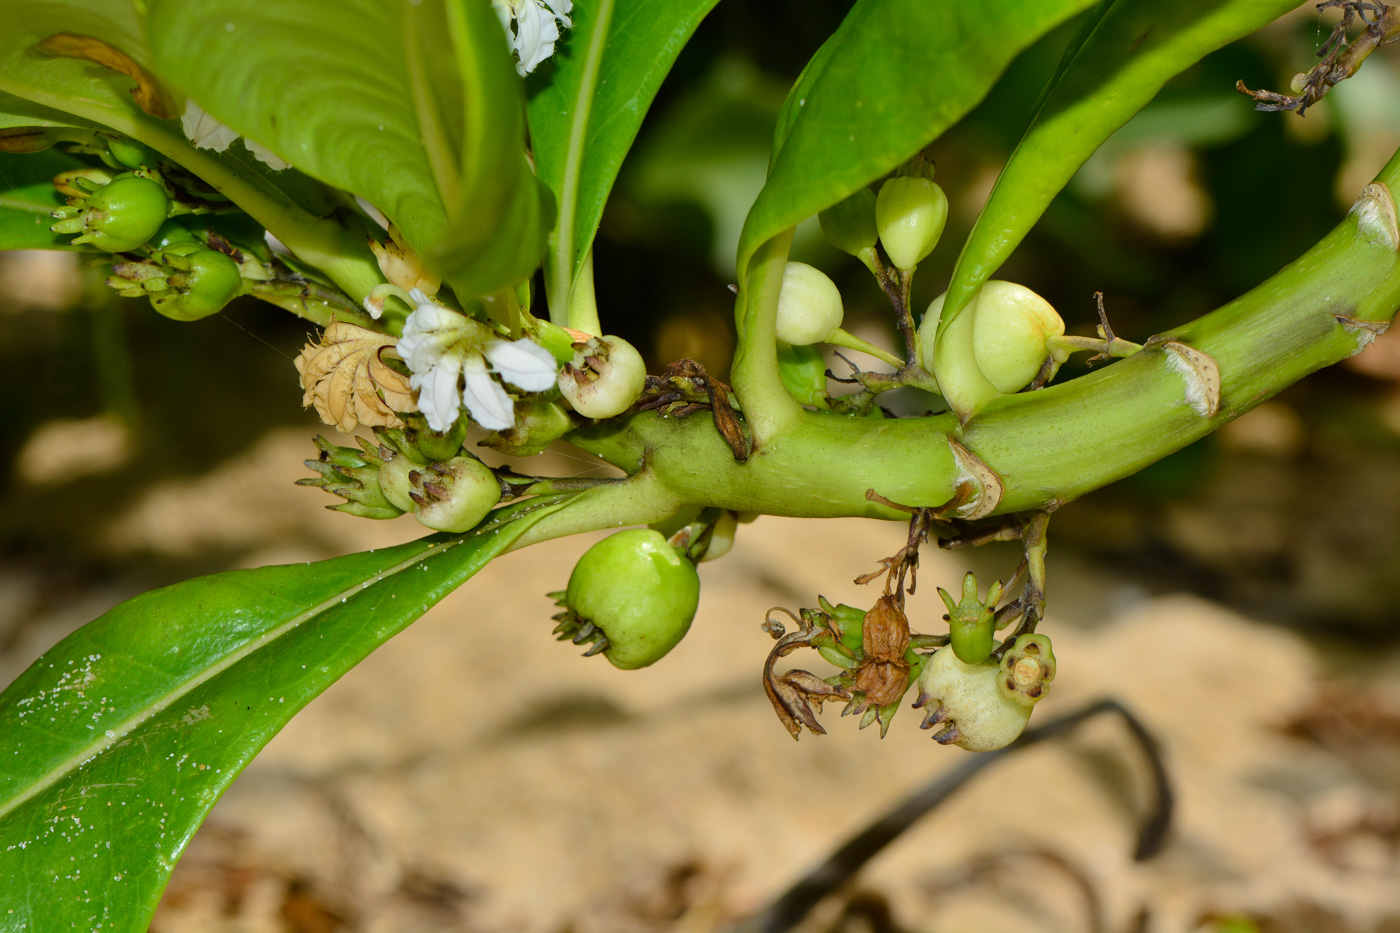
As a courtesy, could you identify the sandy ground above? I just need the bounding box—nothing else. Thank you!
[4,425,1400,933]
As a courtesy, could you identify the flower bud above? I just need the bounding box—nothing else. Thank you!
[297,436,405,520]
[553,528,701,670]
[914,633,1056,752]
[775,261,844,346]
[50,172,170,252]
[818,187,878,258]
[700,510,737,562]
[939,571,1001,665]
[971,280,1065,394]
[875,176,948,271]
[103,134,157,170]
[557,334,647,420]
[405,455,502,534]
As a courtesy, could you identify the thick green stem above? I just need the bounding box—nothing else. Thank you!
[731,228,802,446]
[565,167,1400,523]
[505,469,683,552]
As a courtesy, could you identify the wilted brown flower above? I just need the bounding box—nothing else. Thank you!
[294,321,418,433]
[368,224,439,297]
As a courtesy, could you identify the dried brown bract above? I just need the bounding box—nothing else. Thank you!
[294,321,418,433]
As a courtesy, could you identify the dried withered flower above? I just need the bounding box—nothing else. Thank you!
[851,595,912,709]
[368,224,439,297]
[294,321,418,433]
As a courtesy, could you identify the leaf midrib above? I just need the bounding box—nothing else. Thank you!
[551,0,616,312]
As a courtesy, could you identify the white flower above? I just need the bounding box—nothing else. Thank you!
[397,299,558,433]
[180,100,290,171]
[492,0,573,75]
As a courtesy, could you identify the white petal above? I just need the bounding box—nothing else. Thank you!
[181,100,238,152]
[410,354,463,433]
[513,2,558,74]
[461,358,515,431]
[543,0,572,27]
[485,338,558,391]
[398,304,470,375]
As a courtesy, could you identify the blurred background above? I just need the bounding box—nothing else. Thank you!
[4,2,1400,931]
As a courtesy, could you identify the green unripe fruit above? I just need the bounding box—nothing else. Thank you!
[875,176,948,271]
[971,280,1065,394]
[557,335,647,420]
[376,450,419,513]
[818,187,878,258]
[406,456,501,533]
[563,528,701,669]
[151,220,199,250]
[479,396,573,457]
[914,633,1056,752]
[775,261,844,346]
[150,248,242,321]
[51,173,170,252]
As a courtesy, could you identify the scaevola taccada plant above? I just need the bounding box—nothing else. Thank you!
[3,0,1399,924]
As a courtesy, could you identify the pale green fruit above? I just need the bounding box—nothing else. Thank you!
[971,280,1065,394]
[875,176,948,271]
[409,456,501,533]
[914,634,1056,752]
[565,529,701,669]
[775,261,844,346]
[558,334,647,420]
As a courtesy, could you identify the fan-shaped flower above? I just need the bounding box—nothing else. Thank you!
[397,299,558,432]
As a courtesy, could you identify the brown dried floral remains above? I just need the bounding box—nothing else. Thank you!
[294,321,418,434]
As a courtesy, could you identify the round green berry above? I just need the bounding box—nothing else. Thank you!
[564,528,701,669]
[557,335,647,420]
[54,173,170,252]
[150,247,242,321]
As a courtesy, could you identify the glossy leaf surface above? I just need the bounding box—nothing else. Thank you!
[736,0,1097,282]
[147,0,549,296]
[526,0,720,318]
[0,505,557,931]
[939,0,1304,334]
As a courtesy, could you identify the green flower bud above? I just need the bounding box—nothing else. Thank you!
[404,413,468,462]
[405,455,502,534]
[553,528,701,670]
[50,172,170,252]
[297,436,404,520]
[938,571,1002,665]
[479,396,574,457]
[875,176,948,271]
[150,247,242,321]
[971,280,1065,394]
[818,187,878,259]
[775,261,844,346]
[913,633,1055,752]
[103,134,157,170]
[557,334,647,420]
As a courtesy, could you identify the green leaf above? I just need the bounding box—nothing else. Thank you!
[147,0,550,298]
[526,0,720,322]
[146,0,451,256]
[0,502,559,931]
[939,0,1302,334]
[433,0,553,298]
[0,1,387,301]
[0,149,89,249]
[736,0,1098,283]
[0,90,100,130]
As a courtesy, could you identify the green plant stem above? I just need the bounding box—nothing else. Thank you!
[568,168,1400,522]
[568,247,602,335]
[506,470,683,552]
[731,227,803,447]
